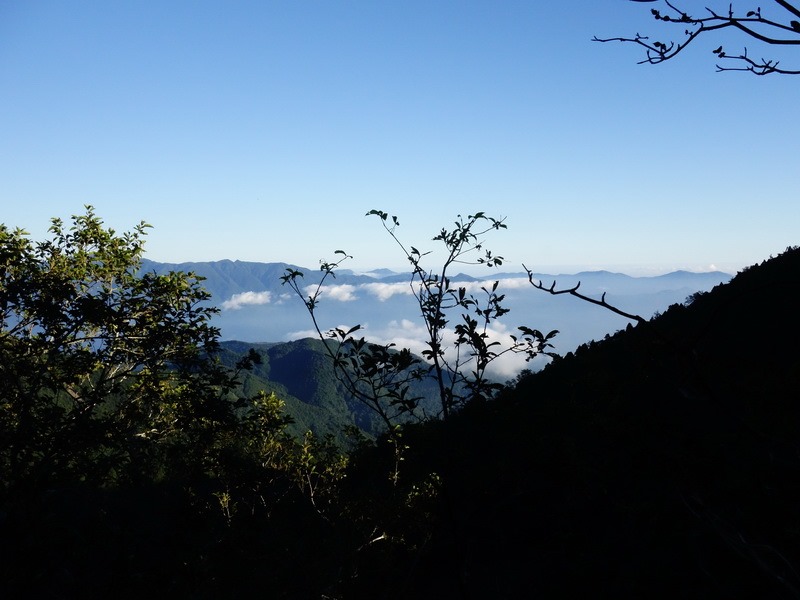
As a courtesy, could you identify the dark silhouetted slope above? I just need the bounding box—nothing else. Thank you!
[367,246,800,598]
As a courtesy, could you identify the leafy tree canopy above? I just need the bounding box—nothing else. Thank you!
[0,206,245,492]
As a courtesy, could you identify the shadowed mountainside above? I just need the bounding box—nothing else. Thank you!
[371,245,800,598]
[208,246,800,597]
[2,248,796,599]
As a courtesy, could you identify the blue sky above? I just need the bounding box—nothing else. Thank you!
[2,1,797,275]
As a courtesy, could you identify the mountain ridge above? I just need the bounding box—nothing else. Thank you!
[141,257,731,301]
[140,258,734,360]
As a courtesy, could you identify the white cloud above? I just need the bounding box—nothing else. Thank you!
[285,328,318,341]
[297,276,531,305]
[286,313,540,388]
[362,281,413,301]
[359,276,531,301]
[281,277,540,380]
[303,283,358,302]
[359,318,534,380]
[327,284,358,302]
[222,290,272,310]
[495,276,531,290]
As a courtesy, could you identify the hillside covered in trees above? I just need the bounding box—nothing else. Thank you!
[1,210,798,598]
[390,244,800,598]
[216,338,442,443]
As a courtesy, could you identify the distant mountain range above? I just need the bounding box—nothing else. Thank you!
[140,258,733,366]
[140,258,731,300]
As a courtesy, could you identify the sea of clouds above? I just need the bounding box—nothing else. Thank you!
[212,273,728,379]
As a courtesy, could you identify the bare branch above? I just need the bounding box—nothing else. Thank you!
[594,1,800,75]
[776,0,800,19]
[523,265,647,326]
[716,46,800,74]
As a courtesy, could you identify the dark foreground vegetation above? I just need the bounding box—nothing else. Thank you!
[1,210,798,598]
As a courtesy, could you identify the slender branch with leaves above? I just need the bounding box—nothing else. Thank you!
[281,252,427,435]
[282,210,558,430]
[595,1,800,75]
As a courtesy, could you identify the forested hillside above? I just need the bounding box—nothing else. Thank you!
[5,0,799,596]
[384,245,800,597]
[2,210,797,598]
[217,338,441,443]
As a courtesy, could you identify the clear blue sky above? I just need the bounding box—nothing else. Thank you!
[2,1,797,275]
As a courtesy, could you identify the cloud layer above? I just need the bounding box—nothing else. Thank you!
[222,291,272,310]
[287,315,537,381]
[303,277,531,303]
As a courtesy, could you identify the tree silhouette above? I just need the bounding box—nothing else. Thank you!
[0,206,252,492]
[282,211,556,432]
[595,1,800,75]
